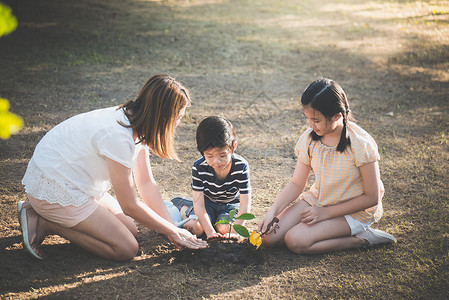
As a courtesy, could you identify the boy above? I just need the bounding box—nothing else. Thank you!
[171,116,252,239]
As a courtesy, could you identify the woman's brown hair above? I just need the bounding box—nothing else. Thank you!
[118,74,191,160]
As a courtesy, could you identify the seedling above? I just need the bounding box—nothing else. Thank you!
[215,209,255,239]
[215,211,280,250]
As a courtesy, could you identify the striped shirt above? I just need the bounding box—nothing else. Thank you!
[295,121,383,223]
[191,153,251,203]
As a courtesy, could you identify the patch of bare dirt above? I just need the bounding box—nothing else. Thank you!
[1,0,448,299]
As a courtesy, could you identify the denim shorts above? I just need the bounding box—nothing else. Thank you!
[170,195,240,224]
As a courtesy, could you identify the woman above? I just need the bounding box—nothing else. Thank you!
[19,74,207,261]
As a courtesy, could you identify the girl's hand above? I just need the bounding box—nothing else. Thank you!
[258,211,278,235]
[168,228,208,249]
[300,206,328,225]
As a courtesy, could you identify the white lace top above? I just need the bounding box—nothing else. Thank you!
[22,107,147,206]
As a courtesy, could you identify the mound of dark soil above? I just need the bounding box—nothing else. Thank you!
[174,240,264,266]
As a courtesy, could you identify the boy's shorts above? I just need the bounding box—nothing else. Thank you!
[171,195,240,224]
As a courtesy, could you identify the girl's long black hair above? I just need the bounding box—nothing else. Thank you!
[301,78,351,152]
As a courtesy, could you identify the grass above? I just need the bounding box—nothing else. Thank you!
[0,0,448,299]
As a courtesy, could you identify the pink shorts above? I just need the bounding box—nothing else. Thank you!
[27,195,99,228]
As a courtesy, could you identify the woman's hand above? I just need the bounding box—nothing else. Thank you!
[168,228,208,249]
[300,205,329,225]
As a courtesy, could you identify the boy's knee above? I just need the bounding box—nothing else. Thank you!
[185,220,203,237]
[284,231,311,254]
[216,224,229,235]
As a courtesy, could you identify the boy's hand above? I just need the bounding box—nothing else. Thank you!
[227,232,240,240]
[206,232,226,240]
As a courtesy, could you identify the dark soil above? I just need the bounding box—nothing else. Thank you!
[174,240,265,266]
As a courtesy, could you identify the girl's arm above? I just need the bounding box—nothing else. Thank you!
[192,190,221,239]
[106,154,206,249]
[300,161,381,224]
[259,157,311,233]
[132,148,172,223]
[234,193,251,227]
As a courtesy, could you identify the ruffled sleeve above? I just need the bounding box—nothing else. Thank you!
[347,122,380,167]
[97,131,135,169]
[294,128,313,166]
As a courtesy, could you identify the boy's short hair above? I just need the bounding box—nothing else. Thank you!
[196,116,237,155]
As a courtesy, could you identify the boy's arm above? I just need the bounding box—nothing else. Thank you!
[192,190,218,238]
[234,193,251,227]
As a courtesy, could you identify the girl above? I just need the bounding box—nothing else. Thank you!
[258,78,396,254]
[19,74,207,261]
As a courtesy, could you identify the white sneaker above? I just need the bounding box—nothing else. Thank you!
[356,228,397,245]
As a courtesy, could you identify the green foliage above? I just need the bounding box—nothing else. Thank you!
[0,3,17,37]
[215,209,255,239]
[0,4,22,140]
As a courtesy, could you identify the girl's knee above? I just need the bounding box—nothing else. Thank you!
[260,231,286,248]
[284,231,311,254]
[185,220,203,237]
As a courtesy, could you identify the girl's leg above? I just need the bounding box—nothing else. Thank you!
[284,217,366,254]
[97,193,138,237]
[261,200,311,247]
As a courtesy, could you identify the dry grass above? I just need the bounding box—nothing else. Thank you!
[0,0,448,299]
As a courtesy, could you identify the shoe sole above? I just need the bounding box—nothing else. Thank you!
[19,205,45,260]
[368,228,397,243]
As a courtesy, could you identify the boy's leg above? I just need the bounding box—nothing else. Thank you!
[182,219,204,237]
[215,201,240,236]
[283,217,365,254]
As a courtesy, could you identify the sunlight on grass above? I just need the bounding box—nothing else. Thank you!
[3,268,128,299]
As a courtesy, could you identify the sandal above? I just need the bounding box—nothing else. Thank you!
[18,202,45,260]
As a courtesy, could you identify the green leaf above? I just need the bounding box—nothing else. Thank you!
[233,224,250,238]
[235,213,255,220]
[229,209,237,221]
[0,3,18,37]
[215,218,229,225]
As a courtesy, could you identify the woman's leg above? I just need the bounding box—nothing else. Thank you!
[261,200,311,247]
[39,205,139,261]
[97,193,138,237]
[284,217,366,254]
[22,196,139,261]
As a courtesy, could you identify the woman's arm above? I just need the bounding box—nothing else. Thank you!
[259,157,311,233]
[106,155,206,249]
[300,161,381,224]
[132,148,172,223]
